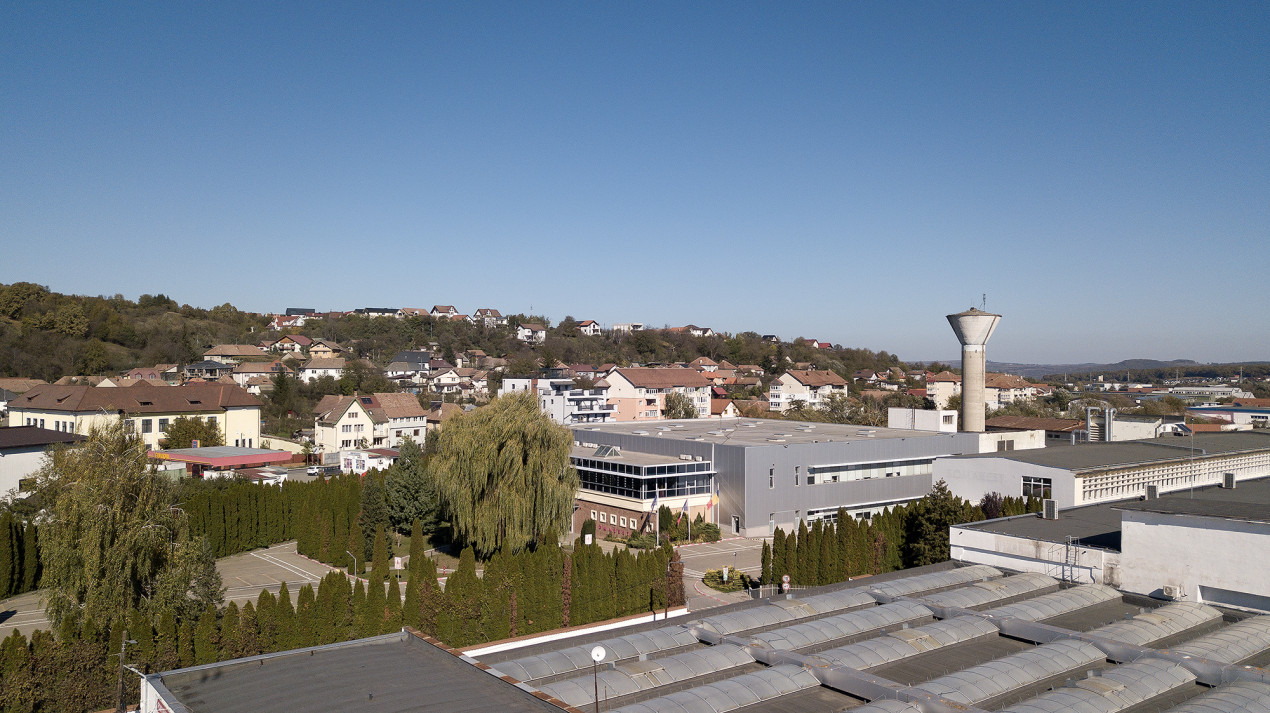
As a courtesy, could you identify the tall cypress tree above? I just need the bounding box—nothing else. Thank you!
[408,520,425,576]
[295,583,317,648]
[384,579,402,635]
[371,525,389,584]
[771,528,786,586]
[275,582,296,652]
[239,602,261,657]
[155,610,179,672]
[760,540,772,585]
[178,617,196,668]
[128,609,155,673]
[193,605,219,665]
[219,602,241,660]
[352,579,370,638]
[0,512,14,596]
[784,526,798,586]
[21,521,39,592]
[255,590,277,653]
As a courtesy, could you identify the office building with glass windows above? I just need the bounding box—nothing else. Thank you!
[569,418,995,538]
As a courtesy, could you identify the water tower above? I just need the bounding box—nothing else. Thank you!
[947,307,1001,433]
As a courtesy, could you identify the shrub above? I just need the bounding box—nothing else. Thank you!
[701,568,753,593]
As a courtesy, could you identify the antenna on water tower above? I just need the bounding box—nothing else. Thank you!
[982,293,987,310]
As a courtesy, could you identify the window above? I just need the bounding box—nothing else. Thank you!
[207,416,217,426]
[1023,476,1052,499]
[769,513,775,534]
[769,468,774,489]
[997,439,1015,452]
[619,516,627,527]
[599,512,607,523]
[39,419,45,429]
[942,414,955,425]
[158,418,169,432]
[141,419,153,434]
[794,466,800,487]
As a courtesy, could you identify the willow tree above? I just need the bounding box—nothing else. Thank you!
[429,392,577,555]
[35,419,223,631]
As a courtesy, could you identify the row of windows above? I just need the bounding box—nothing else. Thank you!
[589,509,647,531]
[571,458,710,476]
[577,469,711,500]
[1022,476,1052,499]
[766,459,932,488]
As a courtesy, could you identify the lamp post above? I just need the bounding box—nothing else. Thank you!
[346,550,358,578]
[113,630,137,713]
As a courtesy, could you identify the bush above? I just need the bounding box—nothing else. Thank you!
[624,533,658,550]
[701,568,752,593]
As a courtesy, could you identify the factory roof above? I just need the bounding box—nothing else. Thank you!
[951,432,1270,473]
[960,476,1270,548]
[573,418,956,447]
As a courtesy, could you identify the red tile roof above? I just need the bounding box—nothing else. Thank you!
[12,383,261,414]
[613,367,711,389]
[785,370,848,387]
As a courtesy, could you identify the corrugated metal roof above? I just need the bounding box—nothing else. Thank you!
[1170,615,1270,664]
[920,572,1057,609]
[749,600,932,651]
[918,639,1105,705]
[868,564,1003,597]
[495,625,698,681]
[1160,680,1270,713]
[999,658,1196,713]
[812,616,999,670]
[536,644,754,707]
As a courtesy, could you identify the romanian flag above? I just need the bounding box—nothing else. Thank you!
[706,483,720,511]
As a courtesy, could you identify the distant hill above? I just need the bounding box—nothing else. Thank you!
[987,359,1200,380]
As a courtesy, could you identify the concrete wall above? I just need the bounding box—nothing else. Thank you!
[936,457,1076,507]
[975,430,1046,452]
[950,521,1121,586]
[0,447,47,500]
[888,408,957,433]
[1119,510,1270,612]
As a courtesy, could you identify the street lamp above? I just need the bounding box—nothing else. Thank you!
[346,550,358,577]
[114,631,137,713]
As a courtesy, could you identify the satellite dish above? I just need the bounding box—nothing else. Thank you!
[590,646,606,663]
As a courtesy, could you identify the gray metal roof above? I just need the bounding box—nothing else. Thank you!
[610,663,821,713]
[537,644,754,707]
[998,657,1196,713]
[1161,681,1270,713]
[919,572,1057,610]
[866,564,1003,597]
[154,632,561,713]
[494,625,699,681]
[950,432,1270,473]
[748,600,933,651]
[1091,602,1222,647]
[849,701,924,713]
[576,418,958,447]
[812,616,999,670]
[1171,615,1270,664]
[985,584,1122,622]
[1115,496,1270,525]
[918,639,1106,705]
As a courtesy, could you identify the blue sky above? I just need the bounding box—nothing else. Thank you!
[3,3,1266,364]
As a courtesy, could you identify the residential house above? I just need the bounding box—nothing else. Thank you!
[314,392,428,453]
[568,364,600,381]
[761,335,780,344]
[853,370,879,383]
[399,308,430,318]
[271,334,314,353]
[470,308,508,328]
[710,399,740,419]
[429,368,464,394]
[610,323,644,334]
[768,370,849,412]
[184,361,235,380]
[308,340,344,359]
[925,371,962,409]
[385,350,433,385]
[0,426,86,499]
[500,376,616,425]
[285,308,316,317]
[516,323,547,344]
[300,357,346,383]
[736,365,765,377]
[802,339,832,349]
[925,371,1040,410]
[7,382,263,450]
[125,367,171,382]
[339,448,399,475]
[231,360,293,388]
[203,344,269,364]
[354,307,402,319]
[604,367,712,420]
[577,320,603,337]
[688,357,719,373]
[430,305,459,318]
[0,378,47,395]
[426,402,463,435]
[269,314,307,330]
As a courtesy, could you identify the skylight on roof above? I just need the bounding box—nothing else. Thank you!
[593,445,620,458]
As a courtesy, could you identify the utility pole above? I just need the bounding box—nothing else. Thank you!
[114,629,131,713]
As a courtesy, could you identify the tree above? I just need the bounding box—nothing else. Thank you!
[35,421,223,631]
[662,391,699,419]
[384,438,441,536]
[428,392,578,555]
[161,416,224,449]
[0,513,13,597]
[903,480,979,567]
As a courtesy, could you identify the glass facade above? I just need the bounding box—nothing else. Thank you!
[572,457,713,500]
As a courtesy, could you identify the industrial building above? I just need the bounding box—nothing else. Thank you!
[935,431,1270,509]
[568,419,1027,538]
[140,562,1270,713]
[951,476,1270,612]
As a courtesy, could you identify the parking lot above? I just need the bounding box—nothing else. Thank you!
[675,537,768,610]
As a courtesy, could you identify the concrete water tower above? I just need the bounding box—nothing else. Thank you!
[947,307,1001,433]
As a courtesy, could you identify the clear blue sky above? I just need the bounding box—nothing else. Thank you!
[3,3,1266,364]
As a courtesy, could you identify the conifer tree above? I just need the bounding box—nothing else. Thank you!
[820,522,837,584]
[836,508,852,578]
[784,527,798,586]
[408,520,425,575]
[155,610,179,672]
[239,601,261,657]
[807,520,822,585]
[371,525,389,584]
[21,521,39,592]
[275,582,296,652]
[193,605,219,665]
[178,618,196,668]
[219,602,241,660]
[0,512,13,597]
[384,579,402,634]
[255,589,277,653]
[346,521,364,576]
[295,583,317,648]
[128,609,155,672]
[771,528,786,585]
[760,540,772,585]
[352,579,370,638]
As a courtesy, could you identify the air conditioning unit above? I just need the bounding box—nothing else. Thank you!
[1146,485,1159,500]
[1162,585,1181,599]
[1223,472,1236,489]
[1042,499,1057,520]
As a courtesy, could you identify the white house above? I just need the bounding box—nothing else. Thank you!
[500,376,616,425]
[611,323,644,334]
[577,320,603,337]
[604,367,712,420]
[314,392,428,453]
[231,360,293,388]
[768,370,849,412]
[516,323,547,344]
[300,357,345,383]
[340,448,399,476]
[430,305,459,318]
[385,350,432,384]
[470,308,508,328]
